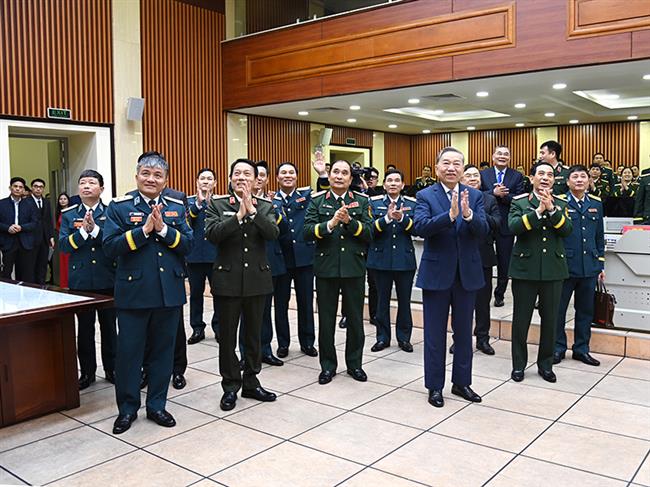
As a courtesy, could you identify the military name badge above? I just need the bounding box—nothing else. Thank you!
[229,196,236,204]
[73,218,84,229]
[296,196,306,203]
[402,206,411,211]
[588,208,598,213]
[129,211,144,223]
[347,201,360,209]
[164,210,178,217]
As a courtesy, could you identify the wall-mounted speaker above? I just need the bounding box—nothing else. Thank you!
[319,127,333,146]
[126,97,145,121]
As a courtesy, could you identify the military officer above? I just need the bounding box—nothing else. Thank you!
[413,165,436,194]
[205,158,279,411]
[103,152,193,434]
[588,164,611,199]
[539,140,570,195]
[273,162,318,358]
[611,167,639,198]
[59,169,117,390]
[367,169,416,353]
[555,165,605,367]
[304,160,372,385]
[186,168,219,344]
[634,173,650,224]
[508,161,573,383]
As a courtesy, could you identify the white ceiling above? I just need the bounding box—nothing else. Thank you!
[233,59,650,134]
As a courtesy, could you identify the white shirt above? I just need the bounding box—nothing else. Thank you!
[494,167,506,183]
[441,183,473,222]
[384,195,404,223]
[11,196,21,225]
[79,202,101,240]
[278,189,295,202]
[139,193,168,238]
[32,195,43,210]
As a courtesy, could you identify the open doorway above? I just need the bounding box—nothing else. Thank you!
[328,144,371,166]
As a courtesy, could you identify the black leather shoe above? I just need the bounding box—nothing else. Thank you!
[398,341,414,353]
[538,368,557,383]
[428,389,444,408]
[451,384,482,402]
[262,354,284,366]
[511,370,524,382]
[553,351,565,364]
[371,340,389,352]
[146,409,176,427]
[318,370,336,385]
[449,343,455,354]
[140,371,148,389]
[347,368,367,382]
[105,370,115,384]
[476,340,495,355]
[220,391,237,411]
[494,298,505,307]
[187,330,205,345]
[172,373,186,390]
[572,352,600,366]
[277,346,289,358]
[300,346,318,357]
[112,413,137,434]
[338,316,347,329]
[78,374,95,391]
[242,386,277,402]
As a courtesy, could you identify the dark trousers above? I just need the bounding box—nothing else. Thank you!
[373,269,415,344]
[76,288,116,376]
[474,266,494,340]
[422,279,476,391]
[218,294,265,393]
[187,262,219,335]
[33,240,49,285]
[556,275,598,355]
[315,276,365,372]
[494,233,515,300]
[511,279,563,371]
[143,309,187,375]
[239,289,275,357]
[115,307,180,415]
[274,266,315,349]
[367,269,378,319]
[1,246,35,282]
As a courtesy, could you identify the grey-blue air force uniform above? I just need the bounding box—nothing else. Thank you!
[59,201,117,380]
[555,193,605,355]
[367,194,417,345]
[187,195,219,336]
[103,193,193,415]
[273,187,316,350]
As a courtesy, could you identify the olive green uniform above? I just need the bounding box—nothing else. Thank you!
[590,178,611,199]
[634,174,650,225]
[611,182,639,198]
[508,193,573,372]
[303,190,372,373]
[414,176,436,193]
[551,164,570,195]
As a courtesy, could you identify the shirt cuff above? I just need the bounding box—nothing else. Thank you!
[384,214,392,224]
[79,227,89,240]
[157,224,168,238]
[90,225,100,239]
[535,207,544,219]
[462,209,473,222]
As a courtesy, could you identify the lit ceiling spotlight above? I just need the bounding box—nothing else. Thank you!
[569,119,579,124]
[552,83,567,90]
[347,118,357,123]
[515,123,525,127]
[298,111,309,116]
[544,112,555,117]
[467,126,476,130]
[349,105,361,110]
[514,103,526,109]
[628,115,639,120]
[388,124,398,129]
[643,74,650,80]
[408,98,420,104]
[476,91,489,97]
[422,129,431,134]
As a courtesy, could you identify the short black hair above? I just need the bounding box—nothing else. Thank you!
[330,160,352,173]
[423,165,432,170]
[229,158,258,177]
[464,164,479,172]
[384,169,404,181]
[196,167,215,179]
[593,152,604,159]
[479,161,490,168]
[10,176,26,187]
[255,160,268,172]
[531,161,555,175]
[540,140,562,159]
[276,161,298,175]
[368,167,379,176]
[567,164,589,177]
[78,169,104,187]
[31,178,46,187]
[589,163,602,171]
[386,164,397,171]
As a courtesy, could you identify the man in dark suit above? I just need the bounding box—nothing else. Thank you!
[0,177,39,281]
[29,178,55,285]
[480,145,524,307]
[205,158,279,411]
[414,147,489,408]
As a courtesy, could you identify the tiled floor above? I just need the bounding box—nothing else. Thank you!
[0,300,649,487]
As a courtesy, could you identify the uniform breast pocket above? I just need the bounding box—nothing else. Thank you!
[259,263,271,272]
[117,269,142,282]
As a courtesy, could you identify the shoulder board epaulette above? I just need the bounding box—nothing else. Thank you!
[255,196,271,203]
[188,194,197,199]
[554,194,567,200]
[212,194,230,200]
[164,196,184,205]
[112,195,133,203]
[61,204,78,213]
[273,195,283,200]
[588,194,601,201]
[353,191,368,198]
[311,190,326,198]
[403,195,417,203]
[562,165,570,170]
[513,193,529,200]
[370,195,384,201]
[298,186,311,192]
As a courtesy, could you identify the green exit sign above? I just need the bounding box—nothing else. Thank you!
[47,107,72,120]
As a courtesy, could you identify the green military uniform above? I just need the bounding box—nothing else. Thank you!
[601,166,615,192]
[634,174,650,224]
[611,182,639,198]
[414,176,436,193]
[590,178,611,199]
[551,164,570,195]
[508,192,573,373]
[522,175,533,194]
[303,189,372,374]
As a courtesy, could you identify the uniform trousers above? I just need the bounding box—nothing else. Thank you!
[315,276,365,372]
[115,307,180,415]
[511,279,563,371]
[239,282,276,358]
[373,269,415,344]
[274,266,315,349]
[367,269,378,320]
[555,275,598,355]
[187,262,219,335]
[494,234,514,300]
[474,266,494,340]
[0,246,35,282]
[143,311,187,375]
[76,287,116,376]
[218,294,265,393]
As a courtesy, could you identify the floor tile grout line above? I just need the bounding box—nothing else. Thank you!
[0,464,29,486]
[335,463,433,487]
[627,446,650,486]
[42,449,143,486]
[554,418,650,443]
[0,421,87,456]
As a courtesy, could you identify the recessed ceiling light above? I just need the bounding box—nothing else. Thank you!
[349,105,361,110]
[408,98,420,104]
[552,83,567,90]
[422,129,431,134]
[232,138,240,142]
[298,111,309,116]
[514,103,526,109]
[644,74,650,80]
[467,126,476,130]
[388,124,397,129]
[569,119,579,124]
[544,112,555,117]
[347,118,357,123]
[476,91,489,97]
[515,123,525,127]
[628,115,638,120]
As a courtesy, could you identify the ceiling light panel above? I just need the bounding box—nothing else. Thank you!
[384,107,509,122]
[573,89,650,109]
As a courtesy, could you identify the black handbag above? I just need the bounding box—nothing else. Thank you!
[593,279,616,328]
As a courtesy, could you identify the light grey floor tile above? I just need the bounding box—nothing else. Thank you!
[482,381,580,420]
[290,375,394,410]
[610,358,650,381]
[339,467,423,486]
[588,375,650,406]
[634,453,650,486]
[0,413,81,453]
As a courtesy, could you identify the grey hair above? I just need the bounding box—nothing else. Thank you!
[436,146,465,164]
[136,153,169,174]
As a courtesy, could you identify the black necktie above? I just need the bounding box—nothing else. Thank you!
[149,199,156,208]
[577,200,583,211]
[37,199,42,210]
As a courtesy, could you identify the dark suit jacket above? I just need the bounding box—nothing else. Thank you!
[0,196,39,251]
[30,196,55,245]
[480,167,524,236]
[479,192,501,268]
[413,183,488,292]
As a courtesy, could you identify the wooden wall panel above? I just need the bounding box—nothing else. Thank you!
[247,115,311,191]
[468,128,537,171]
[329,126,374,148]
[384,133,412,183]
[558,122,639,168]
[567,0,650,38]
[245,0,308,35]
[0,0,113,123]
[410,133,452,184]
[141,0,227,194]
